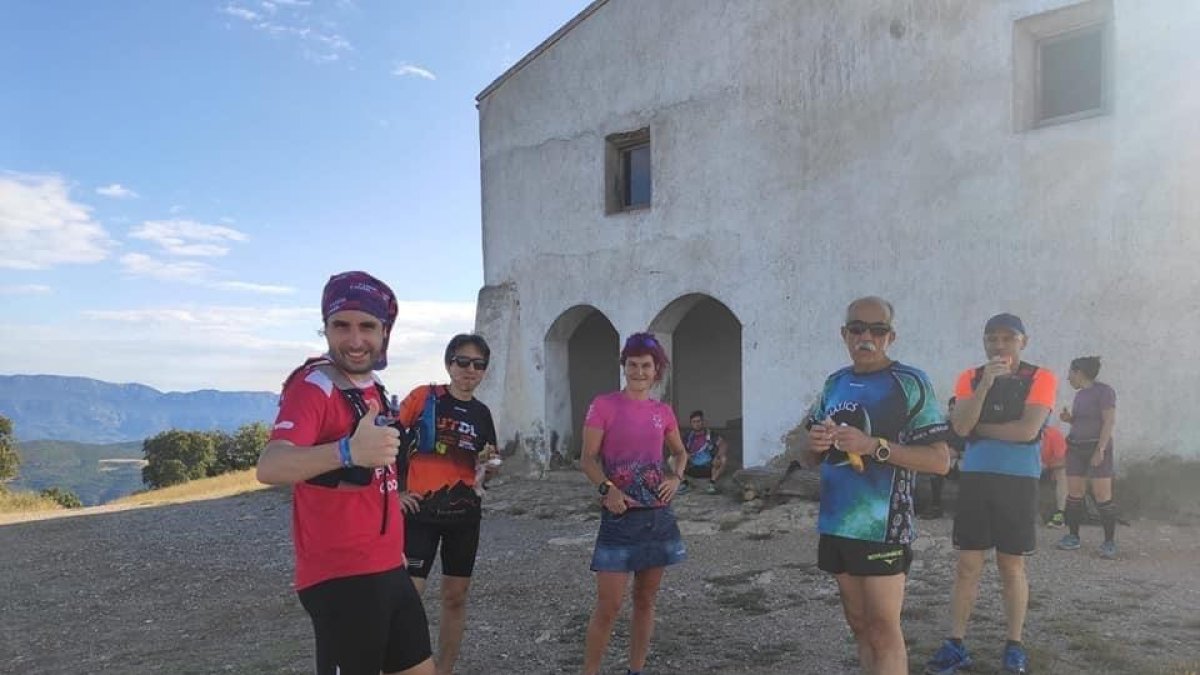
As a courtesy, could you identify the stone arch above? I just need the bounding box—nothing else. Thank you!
[648,294,744,469]
[544,305,620,463]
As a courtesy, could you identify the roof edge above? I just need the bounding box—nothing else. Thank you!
[476,0,612,103]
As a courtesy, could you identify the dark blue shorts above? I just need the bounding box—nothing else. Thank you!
[590,507,687,573]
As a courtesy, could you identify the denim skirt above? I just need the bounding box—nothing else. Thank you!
[590,506,687,573]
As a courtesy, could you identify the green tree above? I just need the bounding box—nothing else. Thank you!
[211,422,269,476]
[0,415,19,483]
[40,487,83,509]
[141,430,217,488]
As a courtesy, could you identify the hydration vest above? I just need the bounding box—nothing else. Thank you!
[970,361,1043,439]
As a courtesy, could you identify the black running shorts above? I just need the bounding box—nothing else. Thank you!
[817,534,913,576]
[297,567,431,675]
[405,517,481,579]
[952,472,1038,555]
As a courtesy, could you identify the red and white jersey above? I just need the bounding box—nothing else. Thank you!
[271,365,404,591]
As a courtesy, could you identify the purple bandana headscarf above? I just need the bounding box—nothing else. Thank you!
[321,271,398,370]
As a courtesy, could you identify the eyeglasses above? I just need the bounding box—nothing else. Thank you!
[844,321,892,337]
[449,355,488,370]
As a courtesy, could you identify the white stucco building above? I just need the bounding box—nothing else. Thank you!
[473,0,1200,470]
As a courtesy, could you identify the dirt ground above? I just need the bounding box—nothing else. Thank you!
[1,471,1197,674]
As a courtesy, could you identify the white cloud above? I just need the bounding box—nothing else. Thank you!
[0,284,52,295]
[128,219,248,257]
[220,4,259,21]
[220,3,352,63]
[0,172,114,270]
[213,281,295,294]
[393,63,436,80]
[95,183,139,199]
[119,253,296,295]
[168,204,185,214]
[0,301,476,392]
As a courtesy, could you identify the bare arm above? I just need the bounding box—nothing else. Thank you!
[580,426,608,487]
[951,394,987,438]
[1096,407,1116,453]
[257,400,400,485]
[256,439,342,485]
[664,428,688,479]
[974,404,1051,443]
[832,426,951,475]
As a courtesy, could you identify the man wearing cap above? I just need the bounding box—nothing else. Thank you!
[257,271,435,675]
[925,313,1056,675]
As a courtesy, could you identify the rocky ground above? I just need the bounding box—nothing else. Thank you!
[1,470,1197,674]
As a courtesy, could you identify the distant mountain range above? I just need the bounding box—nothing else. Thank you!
[0,374,279,443]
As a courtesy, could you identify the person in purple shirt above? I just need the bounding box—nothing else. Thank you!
[1056,356,1119,558]
[579,332,688,675]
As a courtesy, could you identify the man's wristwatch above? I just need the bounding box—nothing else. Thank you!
[598,480,614,496]
[873,438,891,463]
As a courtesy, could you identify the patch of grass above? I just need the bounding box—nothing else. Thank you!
[110,469,267,506]
[0,487,64,514]
[1062,621,1141,672]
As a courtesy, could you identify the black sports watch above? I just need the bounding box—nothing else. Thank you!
[598,480,613,496]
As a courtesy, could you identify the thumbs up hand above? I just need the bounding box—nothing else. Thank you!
[350,399,401,468]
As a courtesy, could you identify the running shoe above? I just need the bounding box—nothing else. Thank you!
[1047,510,1064,528]
[676,481,689,495]
[1002,643,1030,673]
[1056,533,1081,550]
[925,639,972,674]
[705,482,719,495]
[1098,540,1117,559]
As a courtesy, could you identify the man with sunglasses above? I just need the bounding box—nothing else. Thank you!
[398,333,498,675]
[257,271,434,675]
[925,313,1056,675]
[806,296,952,675]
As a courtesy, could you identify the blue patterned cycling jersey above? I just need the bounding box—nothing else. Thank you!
[808,362,950,544]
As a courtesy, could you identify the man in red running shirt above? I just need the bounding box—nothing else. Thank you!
[257,271,434,675]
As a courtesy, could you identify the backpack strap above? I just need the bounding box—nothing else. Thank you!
[290,358,392,488]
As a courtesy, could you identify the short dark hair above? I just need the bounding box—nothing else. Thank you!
[1069,356,1101,381]
[620,332,670,382]
[445,333,491,365]
[689,410,705,420]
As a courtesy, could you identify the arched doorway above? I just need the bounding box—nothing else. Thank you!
[649,294,744,469]
[544,306,619,464]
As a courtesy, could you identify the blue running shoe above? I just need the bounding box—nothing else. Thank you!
[1098,540,1117,559]
[1056,533,1081,550]
[1003,643,1030,673]
[925,639,972,674]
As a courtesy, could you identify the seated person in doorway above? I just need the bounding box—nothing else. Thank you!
[681,410,728,494]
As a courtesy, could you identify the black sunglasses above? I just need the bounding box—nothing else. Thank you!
[844,321,892,337]
[449,355,488,370]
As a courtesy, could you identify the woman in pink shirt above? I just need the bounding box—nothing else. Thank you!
[580,332,688,675]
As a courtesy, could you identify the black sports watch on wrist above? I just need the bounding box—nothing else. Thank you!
[598,480,613,496]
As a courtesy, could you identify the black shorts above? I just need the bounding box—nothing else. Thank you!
[817,534,912,576]
[405,517,481,578]
[952,472,1038,555]
[684,463,713,479]
[297,567,431,675]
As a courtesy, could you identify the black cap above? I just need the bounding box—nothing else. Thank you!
[984,313,1026,335]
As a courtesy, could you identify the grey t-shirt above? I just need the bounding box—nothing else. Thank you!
[1068,382,1117,443]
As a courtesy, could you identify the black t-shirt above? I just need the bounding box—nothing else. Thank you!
[405,389,496,523]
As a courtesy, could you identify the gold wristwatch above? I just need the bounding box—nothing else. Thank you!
[873,438,891,463]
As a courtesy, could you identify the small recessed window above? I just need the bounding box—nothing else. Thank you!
[1013,0,1112,131]
[605,128,651,214]
[1038,25,1106,123]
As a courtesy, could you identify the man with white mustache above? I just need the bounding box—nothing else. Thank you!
[806,296,952,675]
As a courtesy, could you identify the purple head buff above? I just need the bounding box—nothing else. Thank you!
[321,271,398,370]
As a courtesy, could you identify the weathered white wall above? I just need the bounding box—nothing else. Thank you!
[475,0,1200,468]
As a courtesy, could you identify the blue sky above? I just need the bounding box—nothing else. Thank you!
[0,0,588,393]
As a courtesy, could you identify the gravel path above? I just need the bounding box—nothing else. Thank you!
[1,472,1197,674]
